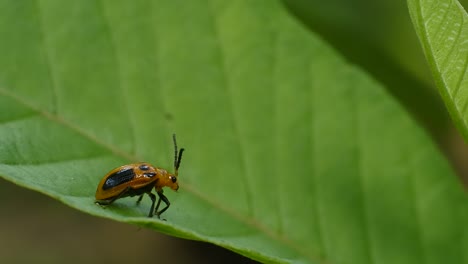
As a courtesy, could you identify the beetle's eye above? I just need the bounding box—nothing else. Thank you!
[171,176,177,183]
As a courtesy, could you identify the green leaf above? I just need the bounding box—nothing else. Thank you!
[0,0,466,263]
[408,0,468,140]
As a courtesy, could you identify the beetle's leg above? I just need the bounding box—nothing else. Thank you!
[154,195,162,215]
[147,192,156,218]
[155,191,171,219]
[95,187,131,206]
[136,195,144,205]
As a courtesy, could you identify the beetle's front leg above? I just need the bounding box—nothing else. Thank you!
[155,191,170,219]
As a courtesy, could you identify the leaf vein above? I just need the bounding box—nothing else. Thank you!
[97,0,137,157]
[432,0,453,40]
[1,153,111,166]
[207,1,254,217]
[0,87,137,162]
[308,51,325,256]
[0,112,38,126]
[353,81,375,264]
[409,151,427,264]
[452,23,468,99]
[272,20,284,235]
[34,0,59,114]
[440,10,464,72]
[150,2,171,148]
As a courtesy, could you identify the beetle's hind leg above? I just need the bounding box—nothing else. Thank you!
[95,187,132,207]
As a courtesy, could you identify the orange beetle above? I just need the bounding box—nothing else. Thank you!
[95,134,185,219]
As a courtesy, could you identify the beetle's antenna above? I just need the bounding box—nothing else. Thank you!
[176,148,185,172]
[173,134,178,169]
[173,134,185,176]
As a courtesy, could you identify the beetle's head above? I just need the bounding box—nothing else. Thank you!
[166,172,179,191]
[154,169,178,191]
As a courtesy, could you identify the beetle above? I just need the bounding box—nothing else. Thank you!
[95,134,185,219]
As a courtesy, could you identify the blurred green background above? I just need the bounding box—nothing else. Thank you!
[1,0,467,263]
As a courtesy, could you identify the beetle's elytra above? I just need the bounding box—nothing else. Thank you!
[95,134,185,219]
